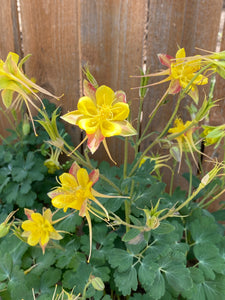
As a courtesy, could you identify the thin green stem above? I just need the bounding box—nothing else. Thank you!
[128,96,182,177]
[135,97,144,155]
[200,187,225,209]
[123,137,129,178]
[169,160,177,196]
[184,151,193,198]
[124,200,131,232]
[137,91,169,147]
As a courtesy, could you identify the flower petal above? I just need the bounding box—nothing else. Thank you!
[111,102,129,120]
[158,53,173,68]
[96,85,114,106]
[77,96,97,116]
[168,79,182,94]
[43,208,52,223]
[27,232,40,246]
[52,194,83,211]
[69,162,80,179]
[176,48,186,60]
[116,120,137,136]
[114,90,126,103]
[87,130,105,154]
[59,173,78,188]
[83,79,96,101]
[61,111,82,125]
[77,116,98,134]
[100,120,122,137]
[89,169,99,185]
[77,168,90,187]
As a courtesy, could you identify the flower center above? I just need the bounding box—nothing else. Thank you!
[98,104,113,120]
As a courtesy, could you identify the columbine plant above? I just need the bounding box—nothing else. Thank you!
[1,48,225,299]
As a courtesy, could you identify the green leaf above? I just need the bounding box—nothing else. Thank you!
[107,249,133,272]
[194,243,225,279]
[11,167,27,182]
[24,248,57,276]
[148,269,165,299]
[3,182,19,203]
[55,211,82,233]
[0,252,13,281]
[114,267,138,296]
[17,189,37,208]
[63,262,91,291]
[55,238,82,269]
[40,267,62,288]
[92,265,110,282]
[188,214,222,244]
[186,274,225,300]
[20,181,31,194]
[138,258,158,291]
[163,263,192,293]
[153,222,175,235]
[122,228,141,242]
[0,235,28,265]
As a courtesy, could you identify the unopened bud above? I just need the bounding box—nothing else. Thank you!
[0,223,10,238]
[90,276,105,291]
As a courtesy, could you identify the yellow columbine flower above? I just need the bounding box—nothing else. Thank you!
[142,48,208,104]
[21,208,63,254]
[0,52,59,135]
[61,81,136,160]
[168,118,197,171]
[48,162,110,261]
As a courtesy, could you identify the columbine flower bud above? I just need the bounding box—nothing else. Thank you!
[199,163,222,189]
[90,276,105,291]
[0,222,10,238]
[22,114,30,136]
[143,200,166,231]
[0,210,17,238]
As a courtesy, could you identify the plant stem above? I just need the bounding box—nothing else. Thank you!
[128,95,182,177]
[184,151,193,198]
[134,97,144,155]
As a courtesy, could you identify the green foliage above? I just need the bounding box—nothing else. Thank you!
[2,51,225,300]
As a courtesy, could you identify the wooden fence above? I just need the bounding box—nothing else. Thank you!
[0,0,225,198]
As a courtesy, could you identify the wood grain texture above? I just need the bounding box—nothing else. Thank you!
[0,0,21,138]
[19,0,82,145]
[80,0,147,164]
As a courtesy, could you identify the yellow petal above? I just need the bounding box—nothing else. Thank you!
[31,213,44,224]
[176,48,186,60]
[77,96,97,116]
[96,85,114,106]
[52,194,84,211]
[77,168,90,187]
[21,220,36,231]
[77,117,98,134]
[59,173,78,188]
[111,102,129,120]
[40,231,50,246]
[27,232,40,246]
[43,208,52,223]
[100,120,121,137]
[50,230,63,240]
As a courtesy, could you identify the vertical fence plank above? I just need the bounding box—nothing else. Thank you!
[19,0,82,146]
[0,0,21,138]
[142,0,223,190]
[80,0,147,164]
